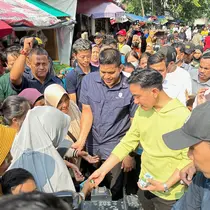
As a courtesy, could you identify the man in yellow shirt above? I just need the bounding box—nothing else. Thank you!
[89,69,191,210]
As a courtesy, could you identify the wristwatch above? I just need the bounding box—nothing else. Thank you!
[163,183,169,193]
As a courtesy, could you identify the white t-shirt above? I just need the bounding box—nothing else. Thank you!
[163,66,192,105]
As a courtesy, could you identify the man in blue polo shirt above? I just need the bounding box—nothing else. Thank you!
[10,38,62,94]
[66,38,98,110]
[72,48,138,199]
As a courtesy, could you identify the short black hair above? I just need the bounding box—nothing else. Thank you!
[125,50,139,62]
[124,62,135,70]
[102,38,117,48]
[172,42,185,53]
[147,52,166,68]
[99,48,121,67]
[1,168,35,195]
[0,192,72,210]
[127,68,163,90]
[29,47,49,59]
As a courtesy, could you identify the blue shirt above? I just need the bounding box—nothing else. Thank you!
[11,70,63,94]
[79,72,138,159]
[66,64,99,110]
[172,172,210,210]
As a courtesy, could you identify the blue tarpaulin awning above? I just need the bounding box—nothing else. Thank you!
[126,13,148,22]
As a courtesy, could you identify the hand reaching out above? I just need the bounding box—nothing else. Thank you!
[77,151,100,164]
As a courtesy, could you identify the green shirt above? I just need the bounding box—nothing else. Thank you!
[0,73,17,102]
[112,99,191,200]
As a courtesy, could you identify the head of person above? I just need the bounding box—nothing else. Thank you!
[18,88,44,108]
[73,38,92,68]
[123,63,135,74]
[132,20,141,31]
[44,84,70,115]
[0,96,31,131]
[93,32,103,46]
[163,102,210,178]
[5,45,21,71]
[0,192,72,210]
[117,29,127,44]
[145,42,154,54]
[1,168,36,195]
[132,35,141,48]
[127,69,163,111]
[158,46,177,73]
[28,48,49,81]
[172,42,185,63]
[139,52,151,69]
[193,45,203,60]
[184,42,195,64]
[198,55,210,82]
[147,52,167,79]
[143,28,149,35]
[174,31,179,38]
[102,38,117,49]
[125,50,139,68]
[99,48,123,88]
[91,45,100,64]
[0,125,16,175]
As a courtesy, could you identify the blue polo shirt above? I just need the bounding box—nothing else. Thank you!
[79,72,138,160]
[66,64,99,110]
[11,70,63,94]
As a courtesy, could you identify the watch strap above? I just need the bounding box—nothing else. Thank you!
[163,183,169,193]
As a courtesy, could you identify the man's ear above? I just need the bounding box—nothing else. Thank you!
[119,64,124,72]
[151,88,160,99]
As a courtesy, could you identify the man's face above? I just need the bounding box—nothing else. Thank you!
[7,54,18,71]
[188,141,210,178]
[174,32,179,38]
[184,53,194,64]
[144,29,149,35]
[29,54,49,80]
[91,47,100,63]
[94,37,103,45]
[139,57,148,69]
[132,35,141,47]
[100,64,122,88]
[117,35,126,43]
[133,24,140,31]
[76,50,91,68]
[149,61,167,79]
[176,47,184,63]
[130,83,159,111]
[198,58,210,82]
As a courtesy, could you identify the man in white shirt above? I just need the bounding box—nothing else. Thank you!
[147,46,192,105]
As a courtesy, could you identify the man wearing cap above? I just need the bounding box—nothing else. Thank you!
[163,101,210,210]
[117,29,127,51]
[189,54,210,95]
[148,47,192,105]
[93,32,104,48]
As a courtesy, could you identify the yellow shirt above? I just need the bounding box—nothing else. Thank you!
[112,99,191,200]
[118,43,124,51]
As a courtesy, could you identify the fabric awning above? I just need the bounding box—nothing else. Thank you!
[126,13,148,22]
[77,0,125,19]
[0,20,12,38]
[26,0,70,18]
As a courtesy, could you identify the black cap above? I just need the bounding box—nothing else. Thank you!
[163,102,210,150]
[132,20,140,25]
[184,42,195,55]
[93,32,103,38]
[158,46,177,63]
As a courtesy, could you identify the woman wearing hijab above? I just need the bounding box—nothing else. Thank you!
[18,88,45,108]
[8,106,76,193]
[44,84,99,164]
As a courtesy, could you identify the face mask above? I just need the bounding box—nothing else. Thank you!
[121,55,126,65]
[131,61,139,68]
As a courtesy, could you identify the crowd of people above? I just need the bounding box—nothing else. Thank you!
[0,22,210,210]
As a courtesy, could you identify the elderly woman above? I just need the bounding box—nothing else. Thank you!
[44,84,99,164]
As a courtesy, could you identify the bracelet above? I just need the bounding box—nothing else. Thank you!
[163,183,169,193]
[20,49,29,56]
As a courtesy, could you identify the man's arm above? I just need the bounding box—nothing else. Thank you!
[72,104,93,150]
[69,93,77,104]
[10,38,33,86]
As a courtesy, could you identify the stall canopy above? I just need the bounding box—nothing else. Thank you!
[77,0,124,19]
[0,20,12,38]
[126,13,147,22]
[26,0,70,18]
[0,0,61,27]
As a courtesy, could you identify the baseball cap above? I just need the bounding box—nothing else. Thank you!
[163,102,210,150]
[132,20,140,25]
[0,125,16,166]
[94,32,103,38]
[158,46,177,63]
[117,29,127,36]
[184,42,195,54]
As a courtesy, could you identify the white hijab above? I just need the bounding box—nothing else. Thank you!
[8,106,75,193]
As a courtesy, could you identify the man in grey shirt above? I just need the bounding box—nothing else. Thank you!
[163,102,210,210]
[189,55,210,94]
